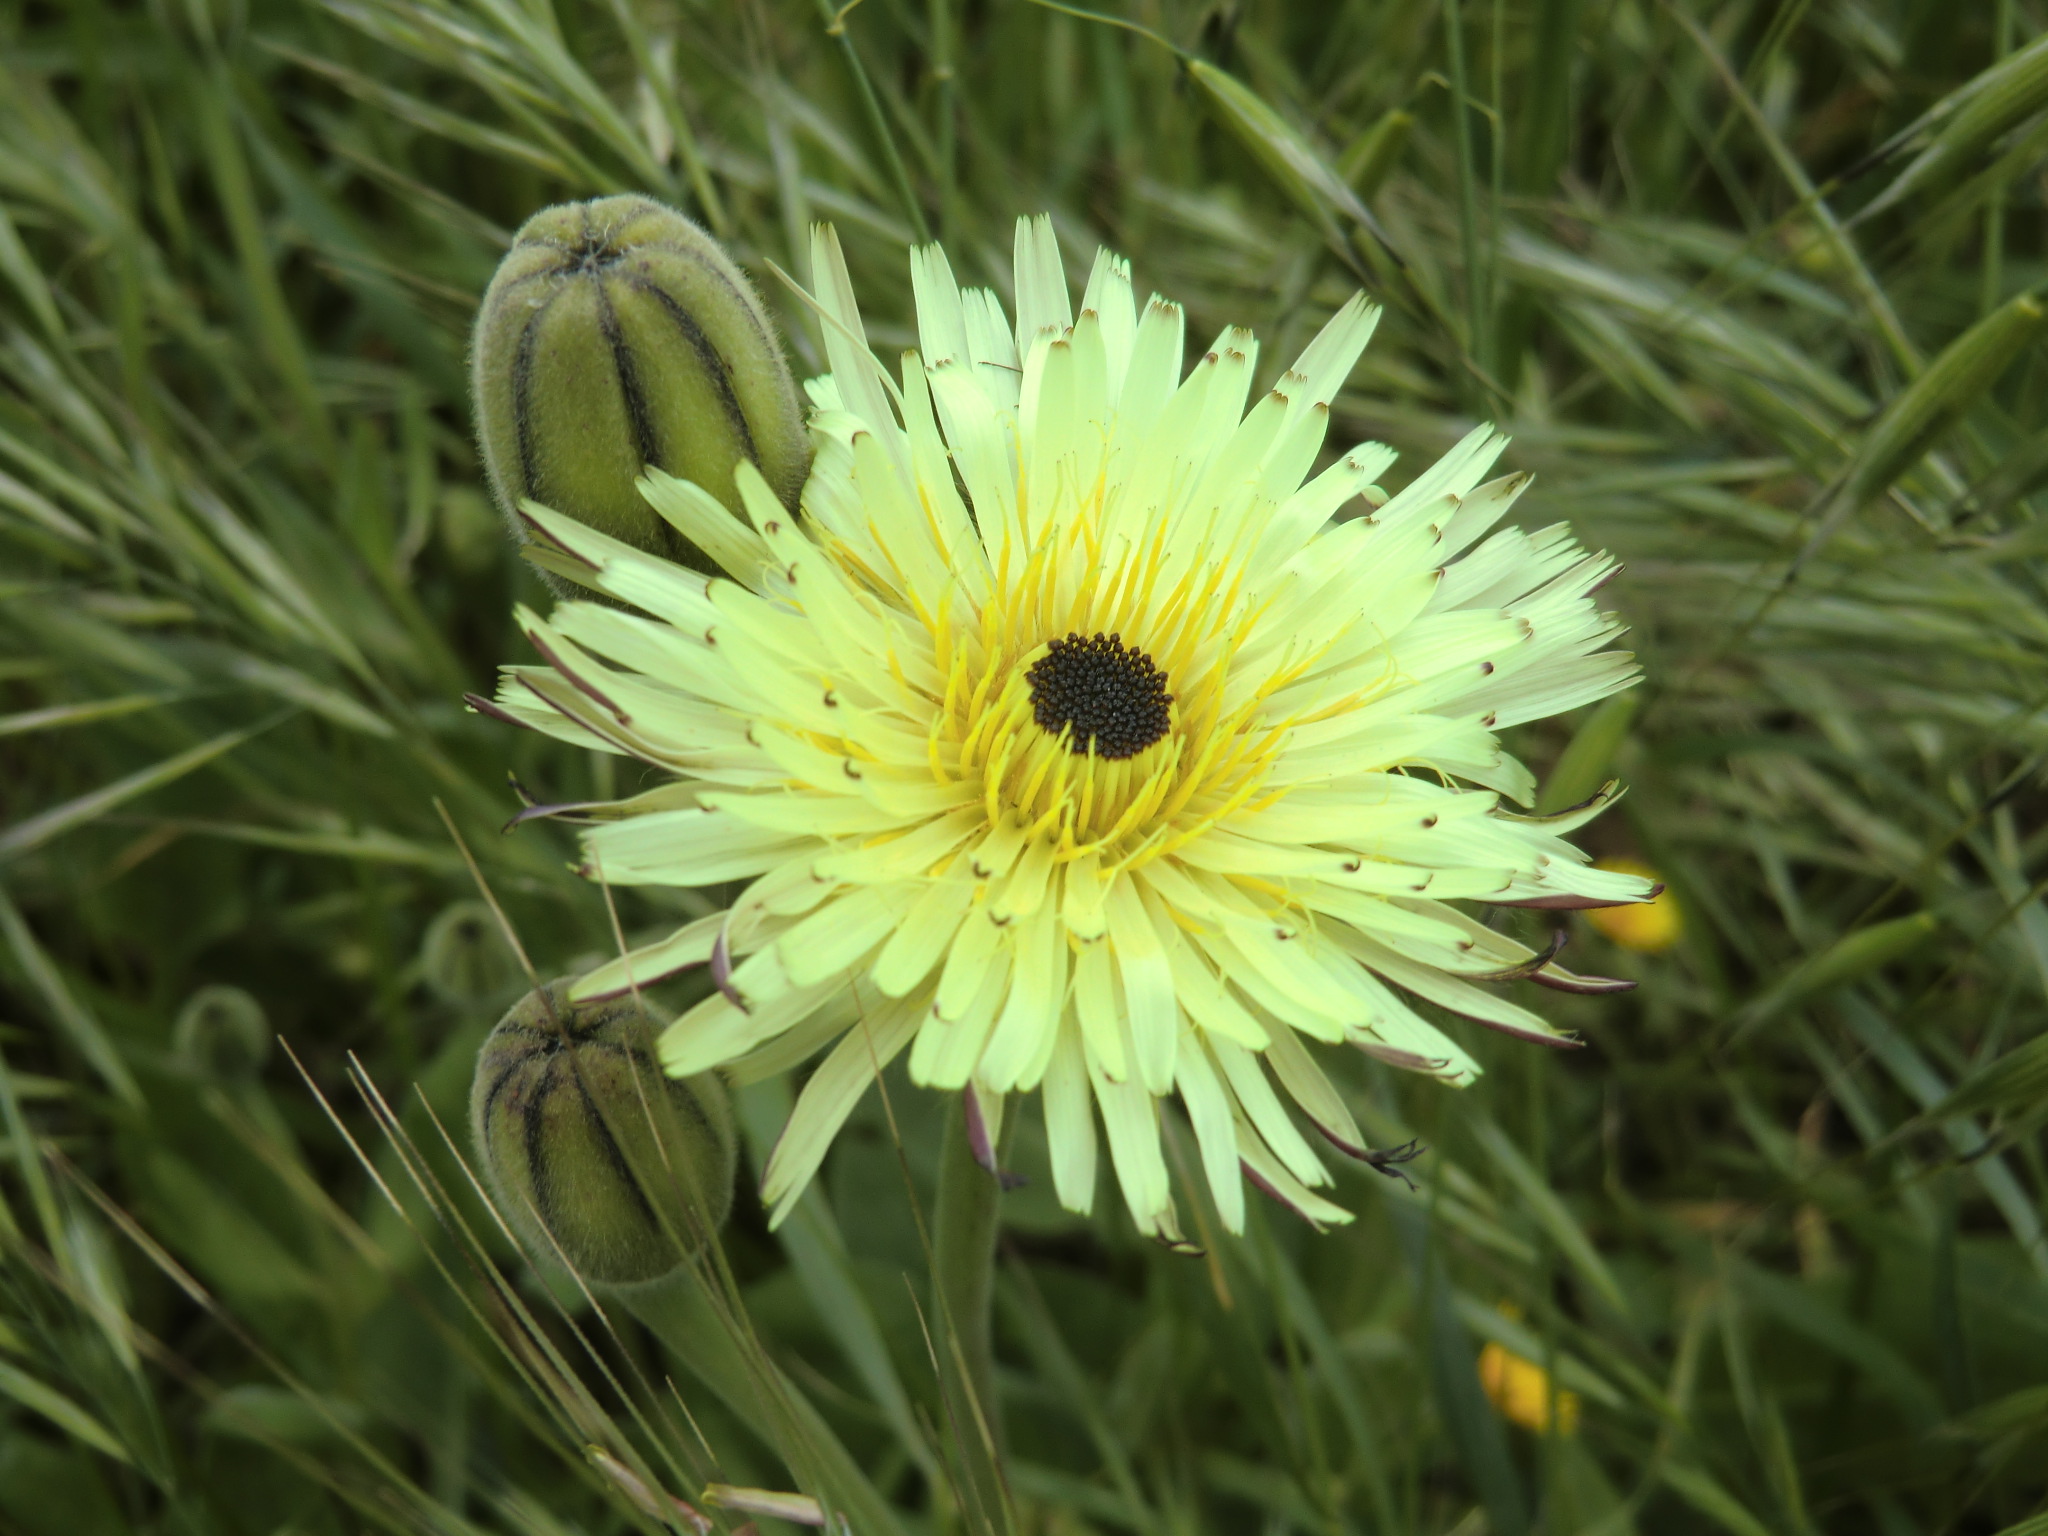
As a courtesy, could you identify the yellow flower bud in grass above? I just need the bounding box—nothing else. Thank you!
[471,195,808,572]
[471,982,737,1287]
[1478,1339,1581,1436]
[1587,857,1681,953]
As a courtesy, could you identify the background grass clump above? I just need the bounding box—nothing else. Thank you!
[4,0,2048,1532]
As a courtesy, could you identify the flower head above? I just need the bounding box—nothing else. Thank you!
[478,216,1651,1243]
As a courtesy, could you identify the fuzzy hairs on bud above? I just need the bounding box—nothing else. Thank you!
[471,981,737,1288]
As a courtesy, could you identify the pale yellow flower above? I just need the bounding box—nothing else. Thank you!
[480,217,1652,1242]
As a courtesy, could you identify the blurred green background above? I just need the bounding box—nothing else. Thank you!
[3,0,2048,1532]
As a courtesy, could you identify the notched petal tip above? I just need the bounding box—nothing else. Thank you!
[516,508,602,570]
[501,797,610,833]
[1461,928,1569,984]
[1492,892,1642,911]
[1487,1020,1587,1050]
[1530,964,1638,996]
[1353,1039,1453,1074]
[1497,780,1625,829]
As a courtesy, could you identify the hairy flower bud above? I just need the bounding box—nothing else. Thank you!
[173,984,270,1080]
[471,195,808,570]
[471,982,737,1287]
[420,899,517,1006]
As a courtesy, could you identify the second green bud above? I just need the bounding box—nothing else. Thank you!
[471,195,809,569]
[471,982,737,1288]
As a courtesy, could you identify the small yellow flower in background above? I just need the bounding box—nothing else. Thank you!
[1478,1338,1580,1435]
[1587,857,1680,952]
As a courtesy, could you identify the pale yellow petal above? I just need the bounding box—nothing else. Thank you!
[933,904,1006,1022]
[777,886,918,988]
[912,944,1011,1089]
[1208,1034,1329,1188]
[978,901,1064,1091]
[1105,874,1177,1094]
[761,995,921,1225]
[869,868,977,996]
[1072,939,1129,1082]
[1087,1053,1175,1238]
[1043,1018,1097,1215]
[570,913,723,1001]
[1174,1029,1245,1234]
[1237,1114,1354,1231]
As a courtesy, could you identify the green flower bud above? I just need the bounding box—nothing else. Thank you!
[421,899,517,1006]
[471,195,809,571]
[471,982,736,1287]
[173,985,270,1080]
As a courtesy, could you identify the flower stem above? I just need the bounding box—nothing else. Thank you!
[931,1094,1009,1522]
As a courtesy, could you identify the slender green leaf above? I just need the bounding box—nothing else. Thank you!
[1859,32,2048,217]
[1468,1116,1628,1319]
[0,884,141,1107]
[0,716,282,863]
[1735,912,1940,1032]
[0,693,176,738]
[0,1360,135,1465]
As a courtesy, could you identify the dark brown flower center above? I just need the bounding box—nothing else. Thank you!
[1025,632,1173,760]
